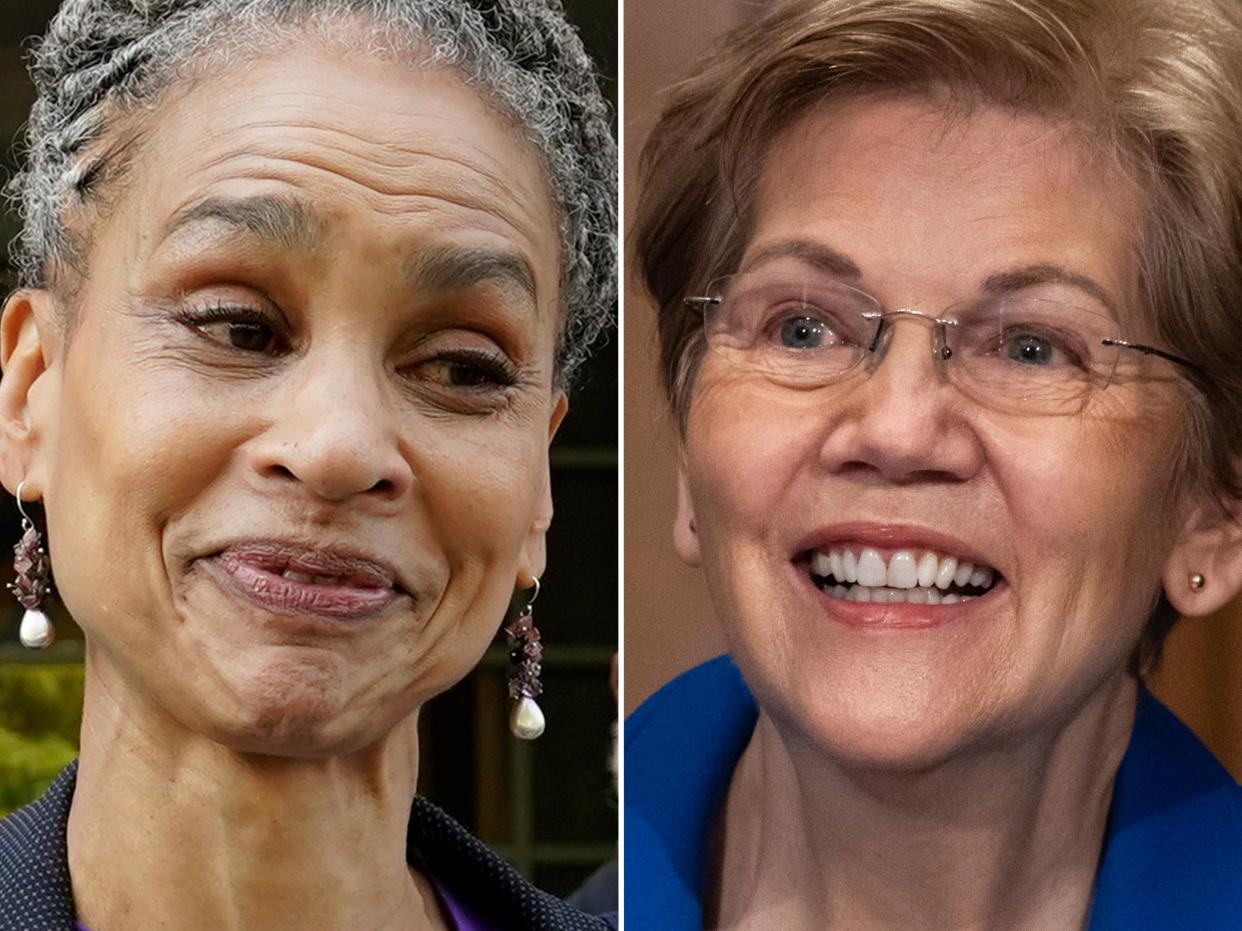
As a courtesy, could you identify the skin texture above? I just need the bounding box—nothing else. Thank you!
[674,97,1242,930]
[0,42,565,930]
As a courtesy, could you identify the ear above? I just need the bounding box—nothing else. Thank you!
[0,290,60,500]
[1162,483,1242,617]
[672,458,701,567]
[515,392,569,589]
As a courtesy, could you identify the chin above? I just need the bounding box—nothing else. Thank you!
[748,653,1001,774]
[205,652,395,758]
[794,703,990,774]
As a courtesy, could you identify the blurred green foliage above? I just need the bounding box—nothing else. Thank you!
[0,663,82,815]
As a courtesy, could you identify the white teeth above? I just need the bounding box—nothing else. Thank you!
[832,584,848,598]
[969,566,992,589]
[856,548,887,586]
[886,551,918,589]
[906,588,928,604]
[953,562,974,587]
[810,545,998,594]
[942,594,960,604]
[842,550,858,583]
[935,557,958,590]
[926,588,941,604]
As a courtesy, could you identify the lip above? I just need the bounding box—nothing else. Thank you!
[197,539,407,622]
[791,522,1002,573]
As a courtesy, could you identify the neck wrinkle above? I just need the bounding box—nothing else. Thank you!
[710,675,1137,931]
[66,650,442,931]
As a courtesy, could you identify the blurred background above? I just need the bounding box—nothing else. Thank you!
[623,0,1242,780]
[0,0,617,897]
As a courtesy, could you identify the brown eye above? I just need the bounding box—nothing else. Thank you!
[178,304,285,355]
[417,351,518,389]
[211,321,277,353]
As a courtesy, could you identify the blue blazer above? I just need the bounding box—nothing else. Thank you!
[0,760,615,931]
[626,656,1242,930]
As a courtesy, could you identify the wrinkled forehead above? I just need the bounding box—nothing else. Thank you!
[740,92,1149,330]
[82,42,564,319]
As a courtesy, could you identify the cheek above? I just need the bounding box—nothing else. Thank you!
[685,375,823,539]
[43,322,239,630]
[983,411,1179,685]
[418,424,547,589]
[995,409,1176,573]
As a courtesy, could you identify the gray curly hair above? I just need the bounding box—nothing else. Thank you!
[6,0,616,384]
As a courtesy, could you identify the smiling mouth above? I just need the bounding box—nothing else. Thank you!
[799,544,1003,604]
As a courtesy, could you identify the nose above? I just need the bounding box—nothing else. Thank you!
[818,314,983,483]
[246,352,414,506]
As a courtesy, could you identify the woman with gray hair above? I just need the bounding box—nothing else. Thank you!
[0,0,616,928]
[627,0,1242,927]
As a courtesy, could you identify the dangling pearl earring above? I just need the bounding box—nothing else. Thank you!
[505,577,545,740]
[1189,572,1207,592]
[8,481,55,649]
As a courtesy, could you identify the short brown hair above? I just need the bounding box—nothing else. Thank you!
[634,0,1242,670]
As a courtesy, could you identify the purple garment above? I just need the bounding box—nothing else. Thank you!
[431,873,502,931]
[72,875,496,931]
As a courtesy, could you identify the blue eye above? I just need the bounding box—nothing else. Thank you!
[778,315,826,349]
[1006,334,1054,365]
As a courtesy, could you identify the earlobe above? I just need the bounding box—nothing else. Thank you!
[0,290,58,498]
[673,464,701,567]
[1162,489,1242,617]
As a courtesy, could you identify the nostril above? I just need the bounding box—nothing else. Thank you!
[268,463,298,481]
[370,477,397,497]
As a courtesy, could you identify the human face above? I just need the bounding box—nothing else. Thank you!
[7,43,565,756]
[677,97,1190,767]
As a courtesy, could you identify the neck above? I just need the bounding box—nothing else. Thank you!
[68,651,444,931]
[709,675,1137,931]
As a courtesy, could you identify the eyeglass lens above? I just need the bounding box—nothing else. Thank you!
[701,266,1125,416]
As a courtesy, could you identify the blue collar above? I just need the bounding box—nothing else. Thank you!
[625,656,1242,929]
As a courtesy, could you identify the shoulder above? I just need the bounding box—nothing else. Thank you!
[1090,689,1242,928]
[625,656,758,931]
[0,760,78,930]
[408,796,614,930]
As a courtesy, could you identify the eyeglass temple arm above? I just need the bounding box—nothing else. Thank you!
[683,296,719,310]
[1101,338,1200,371]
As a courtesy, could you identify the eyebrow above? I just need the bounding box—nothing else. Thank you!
[158,197,539,308]
[980,264,1120,317]
[740,240,1118,316]
[403,243,538,311]
[159,194,324,251]
[739,239,863,280]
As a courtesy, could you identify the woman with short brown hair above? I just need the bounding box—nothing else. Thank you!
[627,0,1242,927]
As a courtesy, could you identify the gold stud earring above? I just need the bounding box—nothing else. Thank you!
[1189,573,1206,591]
